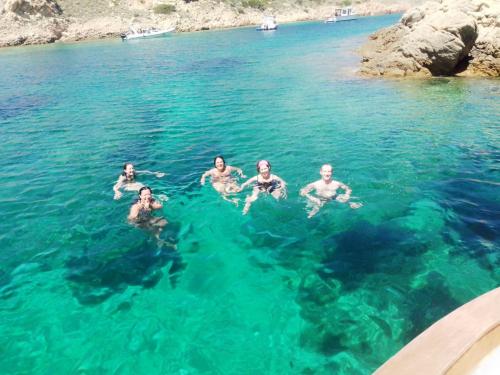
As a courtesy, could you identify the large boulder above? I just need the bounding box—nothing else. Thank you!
[360,0,499,77]
[0,0,65,46]
[2,0,62,17]
[0,14,67,46]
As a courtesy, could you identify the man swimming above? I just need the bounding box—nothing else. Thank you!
[300,164,362,218]
[128,186,167,238]
[239,160,287,215]
[200,155,246,205]
[113,163,165,200]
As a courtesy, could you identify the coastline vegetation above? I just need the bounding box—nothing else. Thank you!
[241,0,268,10]
[153,4,177,14]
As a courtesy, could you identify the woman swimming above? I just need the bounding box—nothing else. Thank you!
[113,163,165,200]
[128,186,167,238]
[200,155,246,205]
[239,160,287,215]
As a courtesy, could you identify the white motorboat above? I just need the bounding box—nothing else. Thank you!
[121,26,175,41]
[325,7,360,23]
[256,16,278,31]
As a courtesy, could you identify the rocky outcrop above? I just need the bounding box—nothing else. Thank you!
[0,0,66,46]
[360,0,499,77]
[2,0,61,17]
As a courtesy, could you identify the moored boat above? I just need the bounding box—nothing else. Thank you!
[121,26,175,41]
[325,7,360,23]
[256,16,278,31]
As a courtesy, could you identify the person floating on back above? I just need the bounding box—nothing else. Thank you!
[200,155,246,206]
[128,186,167,239]
[113,162,165,200]
[239,160,287,215]
[300,164,362,218]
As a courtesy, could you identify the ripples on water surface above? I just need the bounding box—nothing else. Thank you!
[0,15,499,374]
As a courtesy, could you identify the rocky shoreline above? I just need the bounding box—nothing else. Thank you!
[0,0,413,47]
[360,0,499,77]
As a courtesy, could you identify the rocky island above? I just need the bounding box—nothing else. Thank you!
[360,0,499,77]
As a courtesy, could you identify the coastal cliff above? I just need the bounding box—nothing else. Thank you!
[360,0,500,77]
[0,0,415,47]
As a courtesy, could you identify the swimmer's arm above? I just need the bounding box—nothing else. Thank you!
[230,166,246,178]
[113,175,126,199]
[300,183,321,205]
[275,175,287,188]
[136,169,166,178]
[337,182,352,202]
[300,183,315,197]
[151,200,163,210]
[275,175,288,198]
[239,176,257,190]
[128,204,140,221]
[200,169,213,185]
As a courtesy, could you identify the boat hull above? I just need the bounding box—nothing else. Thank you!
[256,26,278,31]
[325,15,360,23]
[122,28,175,41]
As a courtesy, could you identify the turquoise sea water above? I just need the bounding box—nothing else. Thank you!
[0,15,499,374]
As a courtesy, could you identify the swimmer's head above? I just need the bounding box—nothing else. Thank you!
[123,163,135,177]
[320,164,333,180]
[256,160,271,173]
[213,155,226,170]
[138,186,153,200]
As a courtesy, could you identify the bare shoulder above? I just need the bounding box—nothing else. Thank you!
[129,202,140,214]
[312,179,324,188]
[331,179,343,186]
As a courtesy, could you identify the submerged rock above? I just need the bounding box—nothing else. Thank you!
[360,0,499,77]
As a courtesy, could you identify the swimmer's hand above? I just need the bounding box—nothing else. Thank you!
[200,177,206,186]
[114,191,122,200]
[156,194,169,202]
[155,172,166,178]
[336,194,349,203]
[238,170,247,178]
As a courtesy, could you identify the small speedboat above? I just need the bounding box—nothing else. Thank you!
[325,7,360,23]
[121,26,175,41]
[256,16,278,31]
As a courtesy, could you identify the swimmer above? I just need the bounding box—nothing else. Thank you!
[300,164,362,218]
[113,163,166,200]
[239,160,287,215]
[128,186,167,238]
[200,155,246,205]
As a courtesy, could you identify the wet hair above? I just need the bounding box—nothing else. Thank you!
[138,186,152,196]
[123,162,134,171]
[256,160,271,172]
[213,155,226,167]
[122,163,136,179]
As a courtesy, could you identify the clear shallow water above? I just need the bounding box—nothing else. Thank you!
[0,15,499,374]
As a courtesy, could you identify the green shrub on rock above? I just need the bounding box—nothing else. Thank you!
[241,0,267,10]
[154,4,176,14]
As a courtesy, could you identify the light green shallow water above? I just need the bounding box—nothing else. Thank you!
[0,15,499,374]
